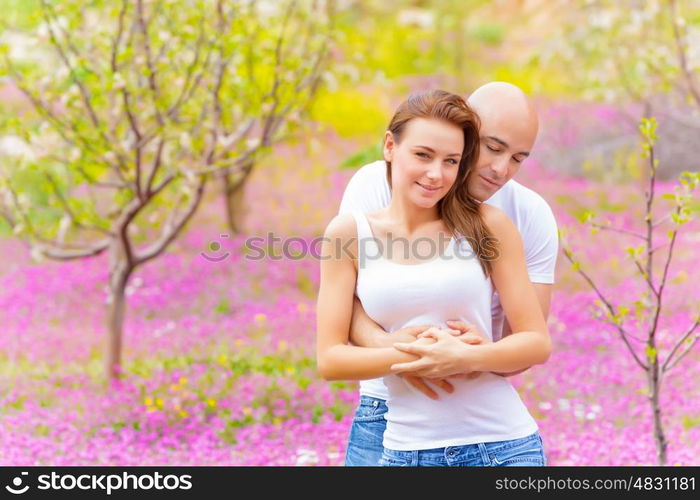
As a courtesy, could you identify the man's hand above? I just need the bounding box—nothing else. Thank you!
[398,374,455,400]
[391,328,480,379]
[445,319,488,342]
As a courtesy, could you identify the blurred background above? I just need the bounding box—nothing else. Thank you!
[0,0,698,465]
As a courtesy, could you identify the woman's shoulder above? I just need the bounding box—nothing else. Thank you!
[323,213,360,264]
[479,203,513,231]
[479,203,524,262]
[324,212,358,240]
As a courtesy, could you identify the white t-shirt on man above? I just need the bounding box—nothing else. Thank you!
[337,160,558,400]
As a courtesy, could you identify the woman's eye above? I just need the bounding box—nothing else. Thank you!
[513,158,523,164]
[446,159,458,165]
[416,152,430,159]
[486,146,500,153]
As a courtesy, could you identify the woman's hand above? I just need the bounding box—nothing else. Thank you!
[442,320,490,380]
[390,327,481,379]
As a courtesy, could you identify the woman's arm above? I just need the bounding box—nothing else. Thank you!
[468,205,552,373]
[315,214,422,381]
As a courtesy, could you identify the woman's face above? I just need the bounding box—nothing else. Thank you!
[384,118,464,209]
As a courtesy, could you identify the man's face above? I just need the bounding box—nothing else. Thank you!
[467,107,538,202]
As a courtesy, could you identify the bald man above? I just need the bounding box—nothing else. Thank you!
[338,82,558,466]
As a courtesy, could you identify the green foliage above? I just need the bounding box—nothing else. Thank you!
[0,0,41,30]
[296,268,317,299]
[470,23,504,45]
[576,209,595,225]
[682,414,700,430]
[0,0,331,252]
[214,298,232,315]
[645,345,657,364]
[545,0,700,102]
[310,88,388,138]
[340,142,384,170]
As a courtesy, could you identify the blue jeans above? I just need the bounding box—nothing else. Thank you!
[379,431,548,467]
[345,396,547,467]
[344,396,389,466]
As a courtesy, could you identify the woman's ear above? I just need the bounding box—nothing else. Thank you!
[383,131,395,162]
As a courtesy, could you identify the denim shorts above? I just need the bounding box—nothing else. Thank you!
[344,395,388,466]
[379,431,548,467]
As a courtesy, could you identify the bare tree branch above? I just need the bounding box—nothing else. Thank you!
[656,209,681,302]
[40,1,107,139]
[631,256,659,297]
[135,177,206,266]
[136,0,165,128]
[144,137,165,195]
[591,222,646,240]
[111,0,129,73]
[663,317,700,373]
[562,247,648,369]
[35,238,110,260]
[165,15,209,121]
[148,172,176,199]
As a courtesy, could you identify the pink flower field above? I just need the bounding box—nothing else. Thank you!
[1,108,698,466]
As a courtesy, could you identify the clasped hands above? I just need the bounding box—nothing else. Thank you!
[389,320,490,400]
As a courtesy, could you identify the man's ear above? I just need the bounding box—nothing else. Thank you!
[383,131,395,162]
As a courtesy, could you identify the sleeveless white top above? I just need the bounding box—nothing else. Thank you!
[351,210,538,450]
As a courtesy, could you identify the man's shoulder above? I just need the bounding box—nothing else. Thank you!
[338,160,390,215]
[491,179,554,216]
[350,160,386,182]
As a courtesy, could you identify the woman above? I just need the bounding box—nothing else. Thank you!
[316,89,551,466]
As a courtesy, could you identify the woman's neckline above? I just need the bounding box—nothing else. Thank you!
[359,211,456,267]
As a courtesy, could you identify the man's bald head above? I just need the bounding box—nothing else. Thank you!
[468,82,539,139]
[464,82,540,201]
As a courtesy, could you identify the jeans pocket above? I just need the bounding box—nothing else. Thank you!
[491,435,545,467]
[379,452,410,467]
[353,399,387,422]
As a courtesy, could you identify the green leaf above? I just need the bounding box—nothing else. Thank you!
[645,345,657,362]
[576,210,595,225]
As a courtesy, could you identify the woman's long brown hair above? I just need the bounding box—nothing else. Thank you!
[385,89,494,276]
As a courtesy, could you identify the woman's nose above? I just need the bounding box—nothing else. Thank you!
[425,161,442,179]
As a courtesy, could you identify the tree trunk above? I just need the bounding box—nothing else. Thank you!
[648,361,668,465]
[221,169,250,235]
[106,257,133,384]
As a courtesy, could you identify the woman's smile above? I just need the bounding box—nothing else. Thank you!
[415,181,442,193]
